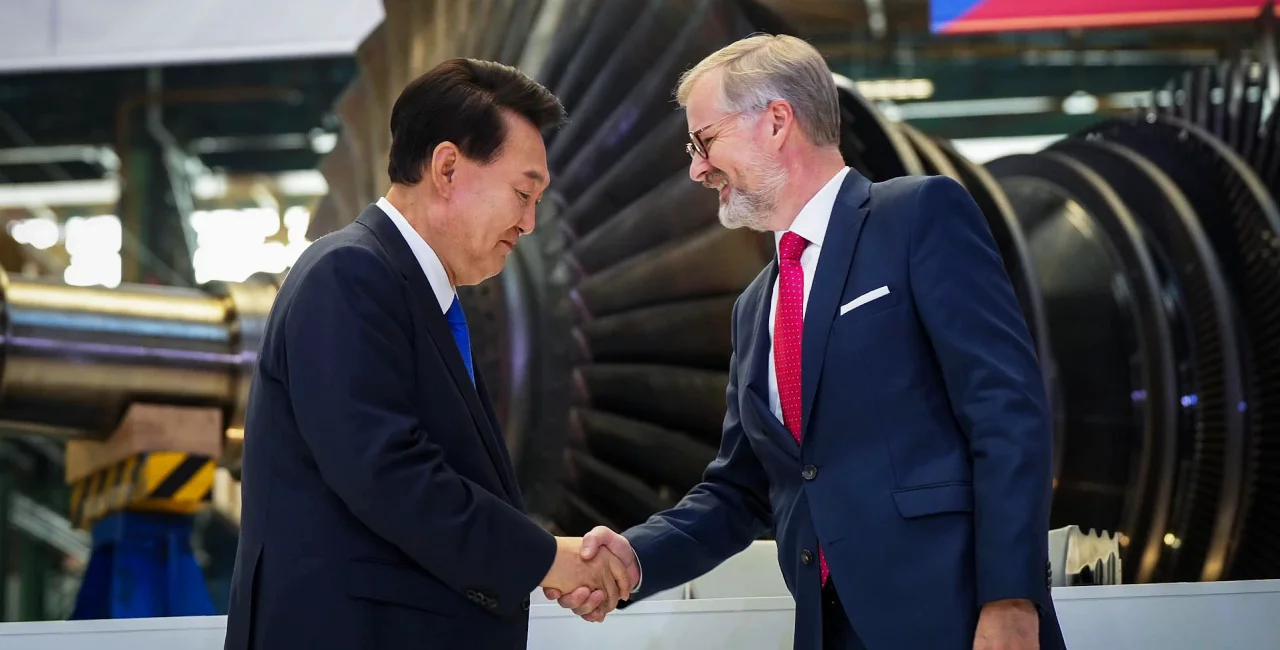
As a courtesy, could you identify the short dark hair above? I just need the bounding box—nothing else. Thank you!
[387,58,567,185]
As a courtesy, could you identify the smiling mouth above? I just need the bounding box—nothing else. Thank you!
[705,178,729,202]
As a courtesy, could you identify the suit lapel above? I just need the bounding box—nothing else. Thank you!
[355,205,515,502]
[800,172,871,441]
[744,262,776,401]
[742,263,802,458]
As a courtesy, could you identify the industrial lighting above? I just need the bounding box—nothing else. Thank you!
[309,130,338,154]
[188,170,329,200]
[0,145,120,170]
[275,170,329,196]
[1062,91,1100,115]
[8,218,60,250]
[886,88,1162,120]
[63,215,123,289]
[0,179,119,209]
[191,175,229,201]
[855,78,935,101]
[950,135,1067,164]
[892,96,1056,120]
[8,213,124,286]
[189,206,312,284]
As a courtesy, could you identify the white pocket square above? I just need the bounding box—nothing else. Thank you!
[839,286,890,315]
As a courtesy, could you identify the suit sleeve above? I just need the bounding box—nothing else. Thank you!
[907,176,1054,609]
[621,298,774,596]
[282,246,556,616]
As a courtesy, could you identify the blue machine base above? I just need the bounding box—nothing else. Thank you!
[69,511,216,620]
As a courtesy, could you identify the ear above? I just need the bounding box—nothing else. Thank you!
[429,142,460,198]
[766,99,795,149]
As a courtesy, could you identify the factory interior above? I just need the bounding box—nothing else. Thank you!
[1,0,1280,647]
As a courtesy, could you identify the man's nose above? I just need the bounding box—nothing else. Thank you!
[518,205,537,235]
[689,154,711,183]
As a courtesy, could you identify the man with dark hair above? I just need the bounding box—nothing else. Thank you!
[223,58,632,650]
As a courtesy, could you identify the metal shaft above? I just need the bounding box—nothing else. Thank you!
[0,271,276,442]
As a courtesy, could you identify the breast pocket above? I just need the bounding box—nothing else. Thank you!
[830,284,907,355]
[837,285,902,324]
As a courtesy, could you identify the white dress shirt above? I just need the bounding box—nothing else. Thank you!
[767,167,851,424]
[636,168,850,594]
[377,197,455,315]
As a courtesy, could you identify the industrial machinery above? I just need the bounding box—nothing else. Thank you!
[5,0,1280,621]
[0,272,275,618]
[0,274,274,445]
[303,0,1280,588]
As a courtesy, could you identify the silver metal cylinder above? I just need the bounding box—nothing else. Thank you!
[0,270,276,445]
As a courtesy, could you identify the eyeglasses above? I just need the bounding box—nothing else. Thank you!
[685,101,777,160]
[685,111,746,160]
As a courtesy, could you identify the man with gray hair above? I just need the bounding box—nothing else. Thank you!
[546,34,1064,650]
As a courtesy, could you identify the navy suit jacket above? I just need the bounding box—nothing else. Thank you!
[224,205,557,650]
[623,171,1067,650]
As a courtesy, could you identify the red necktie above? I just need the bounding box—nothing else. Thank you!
[774,232,829,585]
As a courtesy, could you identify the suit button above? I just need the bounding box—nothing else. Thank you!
[802,465,817,480]
[522,595,531,611]
[801,550,813,564]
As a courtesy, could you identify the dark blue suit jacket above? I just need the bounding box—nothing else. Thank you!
[224,205,557,650]
[623,171,1067,650]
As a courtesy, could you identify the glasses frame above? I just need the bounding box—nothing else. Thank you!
[684,100,779,160]
[685,111,746,160]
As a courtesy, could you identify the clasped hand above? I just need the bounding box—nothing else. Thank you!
[541,527,640,622]
[540,536,633,620]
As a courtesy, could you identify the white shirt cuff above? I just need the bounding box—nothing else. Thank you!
[632,548,644,592]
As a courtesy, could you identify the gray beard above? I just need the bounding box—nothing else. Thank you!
[717,160,788,232]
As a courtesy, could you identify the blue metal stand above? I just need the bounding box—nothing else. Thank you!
[69,511,216,619]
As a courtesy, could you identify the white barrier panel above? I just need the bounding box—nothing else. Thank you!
[2,539,1278,649]
[0,602,796,650]
[3,581,1280,650]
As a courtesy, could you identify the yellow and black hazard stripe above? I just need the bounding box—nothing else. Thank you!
[69,452,215,530]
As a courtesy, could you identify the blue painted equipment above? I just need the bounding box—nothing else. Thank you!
[69,512,215,619]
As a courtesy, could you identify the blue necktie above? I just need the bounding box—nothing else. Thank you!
[445,296,474,384]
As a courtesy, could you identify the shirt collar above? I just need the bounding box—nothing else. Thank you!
[774,166,850,252]
[376,196,456,314]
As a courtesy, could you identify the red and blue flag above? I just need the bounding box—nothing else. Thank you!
[932,0,1270,34]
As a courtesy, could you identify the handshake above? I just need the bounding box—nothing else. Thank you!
[540,526,639,622]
